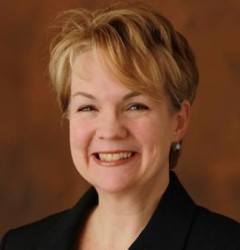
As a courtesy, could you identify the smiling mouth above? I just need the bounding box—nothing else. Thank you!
[94,152,136,162]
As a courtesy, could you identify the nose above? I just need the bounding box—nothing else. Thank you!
[96,111,128,140]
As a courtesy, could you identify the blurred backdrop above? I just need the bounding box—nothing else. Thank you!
[0,0,240,238]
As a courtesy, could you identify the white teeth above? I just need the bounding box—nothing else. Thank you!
[98,152,133,162]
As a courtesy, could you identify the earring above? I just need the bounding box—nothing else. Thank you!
[169,142,181,169]
[173,142,181,151]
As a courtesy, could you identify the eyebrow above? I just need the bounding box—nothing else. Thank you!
[123,92,142,100]
[72,92,96,100]
[72,91,142,100]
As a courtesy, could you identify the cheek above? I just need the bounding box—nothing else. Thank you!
[69,119,92,149]
[129,119,161,143]
[130,118,173,151]
[69,120,93,179]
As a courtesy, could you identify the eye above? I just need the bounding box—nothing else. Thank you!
[77,105,97,112]
[127,103,149,111]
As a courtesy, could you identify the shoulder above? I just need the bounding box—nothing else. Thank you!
[0,188,97,250]
[0,210,68,250]
[188,205,240,249]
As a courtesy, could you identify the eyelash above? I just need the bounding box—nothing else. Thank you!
[76,103,149,112]
[77,105,96,112]
[127,103,149,111]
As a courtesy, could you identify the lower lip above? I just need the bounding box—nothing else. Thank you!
[91,153,138,167]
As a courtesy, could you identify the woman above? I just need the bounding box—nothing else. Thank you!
[1,3,239,250]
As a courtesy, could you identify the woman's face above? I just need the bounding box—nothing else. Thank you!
[69,50,189,194]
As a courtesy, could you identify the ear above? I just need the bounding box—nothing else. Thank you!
[172,100,191,141]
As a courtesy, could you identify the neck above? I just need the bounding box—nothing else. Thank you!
[86,173,170,249]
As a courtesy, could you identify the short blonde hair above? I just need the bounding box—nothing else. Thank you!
[49,3,199,113]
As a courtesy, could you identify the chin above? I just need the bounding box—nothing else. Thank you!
[88,173,138,195]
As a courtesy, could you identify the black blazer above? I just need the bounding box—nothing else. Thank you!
[1,172,239,250]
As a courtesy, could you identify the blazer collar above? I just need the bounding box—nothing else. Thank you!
[37,171,197,250]
[36,187,98,250]
[130,171,197,250]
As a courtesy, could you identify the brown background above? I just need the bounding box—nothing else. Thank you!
[0,0,240,238]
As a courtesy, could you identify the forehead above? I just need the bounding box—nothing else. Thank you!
[70,49,167,105]
[71,50,94,80]
[71,50,134,96]
[71,50,115,82]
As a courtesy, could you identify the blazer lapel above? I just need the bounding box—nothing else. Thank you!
[130,171,198,250]
[36,187,98,250]
[36,172,197,250]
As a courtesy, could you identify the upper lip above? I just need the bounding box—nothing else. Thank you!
[91,150,137,155]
